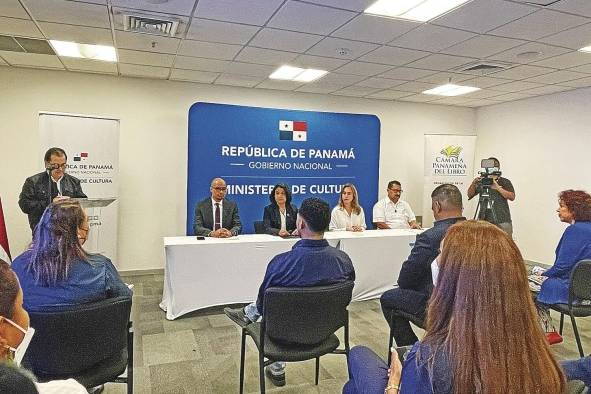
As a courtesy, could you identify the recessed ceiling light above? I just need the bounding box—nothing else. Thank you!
[365,0,471,22]
[269,65,328,83]
[423,83,480,96]
[49,40,117,62]
[579,45,591,54]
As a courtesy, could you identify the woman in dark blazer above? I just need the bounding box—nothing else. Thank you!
[263,184,298,237]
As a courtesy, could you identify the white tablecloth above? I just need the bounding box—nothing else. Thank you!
[160,229,420,320]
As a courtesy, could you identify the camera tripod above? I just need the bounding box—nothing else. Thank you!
[473,184,499,225]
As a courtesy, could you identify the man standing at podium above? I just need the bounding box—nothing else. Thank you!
[19,147,87,231]
[194,177,242,237]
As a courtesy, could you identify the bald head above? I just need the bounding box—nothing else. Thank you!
[210,178,227,202]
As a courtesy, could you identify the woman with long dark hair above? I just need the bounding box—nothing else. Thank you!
[263,183,298,237]
[344,220,565,394]
[11,200,131,312]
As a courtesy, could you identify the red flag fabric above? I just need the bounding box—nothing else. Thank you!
[0,197,11,262]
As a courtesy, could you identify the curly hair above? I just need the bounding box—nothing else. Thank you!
[269,183,292,206]
[559,190,591,222]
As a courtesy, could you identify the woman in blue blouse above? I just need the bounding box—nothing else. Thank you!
[263,183,298,237]
[343,221,565,394]
[11,200,131,312]
[536,190,591,342]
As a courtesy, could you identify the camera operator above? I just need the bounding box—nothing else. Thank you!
[467,157,515,236]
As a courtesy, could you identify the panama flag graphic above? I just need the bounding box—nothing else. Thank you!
[279,120,307,141]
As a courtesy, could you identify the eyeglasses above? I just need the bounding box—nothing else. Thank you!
[212,187,227,191]
[49,163,67,169]
[388,188,403,193]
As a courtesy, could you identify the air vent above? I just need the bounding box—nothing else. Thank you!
[0,35,55,55]
[455,61,512,75]
[124,14,179,37]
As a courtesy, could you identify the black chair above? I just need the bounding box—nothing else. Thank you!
[549,259,591,357]
[239,280,354,394]
[387,310,425,362]
[254,221,265,234]
[24,296,133,394]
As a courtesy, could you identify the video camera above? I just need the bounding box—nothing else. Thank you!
[478,158,502,187]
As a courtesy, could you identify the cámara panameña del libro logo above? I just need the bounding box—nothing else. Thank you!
[433,145,467,176]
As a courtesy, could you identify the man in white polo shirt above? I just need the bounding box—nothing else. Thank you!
[372,180,421,229]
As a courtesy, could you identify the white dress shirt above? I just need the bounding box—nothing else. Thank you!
[36,379,88,394]
[372,197,416,229]
[211,198,223,229]
[329,206,367,231]
[52,175,63,195]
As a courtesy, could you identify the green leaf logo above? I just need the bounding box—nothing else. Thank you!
[440,145,462,158]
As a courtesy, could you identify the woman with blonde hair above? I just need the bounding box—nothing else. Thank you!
[344,220,565,394]
[329,183,366,232]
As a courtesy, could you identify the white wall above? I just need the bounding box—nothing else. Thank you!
[475,88,591,264]
[0,67,475,271]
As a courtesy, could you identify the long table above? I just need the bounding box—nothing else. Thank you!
[160,229,421,320]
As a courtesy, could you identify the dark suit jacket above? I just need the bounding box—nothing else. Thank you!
[19,171,87,230]
[263,203,297,235]
[397,217,465,295]
[193,197,241,236]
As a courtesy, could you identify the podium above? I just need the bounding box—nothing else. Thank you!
[72,198,116,255]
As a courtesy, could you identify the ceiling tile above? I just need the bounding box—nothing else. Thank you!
[194,0,284,25]
[430,96,475,104]
[306,37,379,60]
[61,57,117,74]
[111,0,197,16]
[462,76,513,88]
[111,8,189,35]
[524,69,588,84]
[268,1,355,35]
[255,79,304,91]
[521,85,574,95]
[249,28,323,53]
[366,89,414,99]
[186,19,259,45]
[331,85,380,97]
[432,0,536,34]
[378,67,436,80]
[39,22,113,45]
[549,0,591,18]
[118,63,169,78]
[115,31,180,54]
[389,24,476,53]
[214,73,265,87]
[457,89,507,99]
[405,54,477,71]
[355,77,406,89]
[0,16,43,38]
[333,61,393,76]
[540,22,591,50]
[178,40,242,60]
[559,76,591,87]
[395,81,437,93]
[443,35,525,58]
[531,51,591,69]
[489,64,554,79]
[295,83,343,94]
[489,92,533,101]
[118,49,175,67]
[416,72,473,84]
[223,61,276,77]
[568,63,591,73]
[487,80,544,92]
[174,56,230,72]
[235,47,298,66]
[487,42,571,64]
[0,58,8,65]
[0,0,30,19]
[292,54,349,70]
[0,50,63,68]
[24,0,110,28]
[489,9,588,40]
[462,98,503,107]
[319,72,366,85]
[397,94,439,103]
[170,68,218,83]
[331,14,418,44]
[302,0,376,12]
[358,46,429,66]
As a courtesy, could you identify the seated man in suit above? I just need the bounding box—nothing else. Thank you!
[193,178,241,237]
[380,184,464,347]
[224,197,355,387]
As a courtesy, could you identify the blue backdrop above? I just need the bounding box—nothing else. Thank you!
[187,103,380,235]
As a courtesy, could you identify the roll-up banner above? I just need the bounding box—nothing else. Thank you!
[39,113,119,262]
[423,134,476,227]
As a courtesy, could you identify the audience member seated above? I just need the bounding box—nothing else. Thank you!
[11,200,131,312]
[344,221,566,394]
[535,190,591,344]
[380,184,464,347]
[329,183,366,232]
[0,259,87,394]
[193,177,242,237]
[224,197,355,387]
[373,181,420,230]
[263,183,298,237]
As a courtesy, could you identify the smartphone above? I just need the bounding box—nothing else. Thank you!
[196,236,205,240]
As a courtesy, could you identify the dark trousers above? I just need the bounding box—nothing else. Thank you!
[380,287,429,347]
